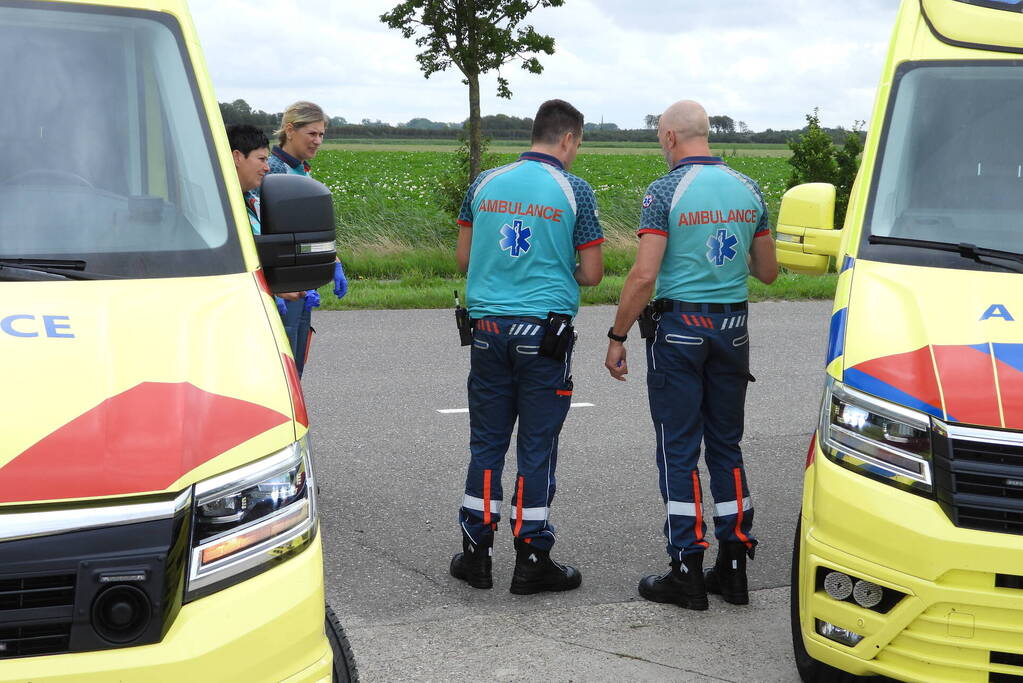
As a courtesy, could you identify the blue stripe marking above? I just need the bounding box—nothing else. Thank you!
[841,255,854,272]
[993,343,1023,374]
[826,308,848,365]
[843,368,948,420]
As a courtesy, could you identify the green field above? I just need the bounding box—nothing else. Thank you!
[306,147,833,309]
[321,139,792,157]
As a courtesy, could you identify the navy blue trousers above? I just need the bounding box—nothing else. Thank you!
[645,304,758,561]
[282,298,312,377]
[459,316,575,551]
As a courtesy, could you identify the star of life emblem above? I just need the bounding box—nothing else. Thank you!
[500,219,532,257]
[707,228,739,266]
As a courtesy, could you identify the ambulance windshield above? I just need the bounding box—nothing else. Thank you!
[862,62,1023,270]
[0,4,242,279]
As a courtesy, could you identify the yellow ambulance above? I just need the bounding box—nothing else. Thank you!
[0,1,355,681]
[779,0,1023,681]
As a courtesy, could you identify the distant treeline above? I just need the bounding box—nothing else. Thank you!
[220,99,863,146]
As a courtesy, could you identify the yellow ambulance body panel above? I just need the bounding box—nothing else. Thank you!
[782,1,1023,681]
[0,1,346,680]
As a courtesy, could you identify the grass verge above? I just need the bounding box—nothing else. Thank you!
[315,270,838,311]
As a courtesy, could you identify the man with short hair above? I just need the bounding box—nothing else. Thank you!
[450,99,604,595]
[604,100,777,610]
[226,124,270,235]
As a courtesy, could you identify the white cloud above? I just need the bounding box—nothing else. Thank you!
[191,0,899,131]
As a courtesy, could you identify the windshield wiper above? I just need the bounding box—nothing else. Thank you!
[868,235,1023,273]
[0,258,121,281]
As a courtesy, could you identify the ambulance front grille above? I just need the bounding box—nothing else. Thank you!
[933,428,1023,535]
[0,573,75,658]
[0,624,71,658]
[0,574,75,611]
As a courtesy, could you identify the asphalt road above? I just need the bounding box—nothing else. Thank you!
[303,301,832,682]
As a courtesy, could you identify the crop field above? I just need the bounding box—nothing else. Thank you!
[320,139,792,157]
[312,149,790,251]
[307,148,834,309]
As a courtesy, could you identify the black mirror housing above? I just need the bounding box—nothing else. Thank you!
[254,174,336,293]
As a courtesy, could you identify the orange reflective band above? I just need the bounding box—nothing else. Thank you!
[691,471,706,545]
[556,390,573,396]
[732,468,753,549]
[513,476,525,537]
[483,469,492,526]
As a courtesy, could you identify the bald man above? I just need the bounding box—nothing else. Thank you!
[604,100,777,611]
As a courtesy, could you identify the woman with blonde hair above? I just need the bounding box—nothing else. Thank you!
[269,101,327,175]
[266,101,347,376]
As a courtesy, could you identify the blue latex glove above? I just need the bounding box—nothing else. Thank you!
[303,289,321,312]
[275,296,287,317]
[334,260,349,299]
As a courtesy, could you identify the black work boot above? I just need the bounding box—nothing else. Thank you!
[704,542,751,605]
[509,539,581,595]
[638,553,709,611]
[449,534,493,589]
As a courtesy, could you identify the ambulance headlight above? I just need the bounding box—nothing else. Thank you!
[185,436,317,601]
[820,378,933,493]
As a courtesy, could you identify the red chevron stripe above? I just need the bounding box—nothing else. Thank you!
[934,345,1001,427]
[0,382,290,503]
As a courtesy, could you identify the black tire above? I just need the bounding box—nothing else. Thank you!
[326,604,359,683]
[790,517,876,682]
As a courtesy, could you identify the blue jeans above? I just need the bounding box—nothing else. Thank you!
[459,316,575,551]
[645,303,757,561]
[281,298,312,377]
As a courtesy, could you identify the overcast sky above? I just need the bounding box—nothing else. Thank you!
[192,1,899,131]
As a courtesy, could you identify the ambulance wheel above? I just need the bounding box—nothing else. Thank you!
[326,604,359,683]
[790,518,876,682]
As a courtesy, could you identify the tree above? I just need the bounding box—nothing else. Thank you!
[405,117,451,129]
[381,0,565,180]
[709,115,735,135]
[787,109,864,229]
[833,120,865,224]
[644,114,660,129]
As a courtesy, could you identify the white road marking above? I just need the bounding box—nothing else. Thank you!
[437,403,594,414]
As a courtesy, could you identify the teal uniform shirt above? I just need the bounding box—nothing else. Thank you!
[638,156,769,303]
[244,189,261,235]
[268,146,311,176]
[458,152,604,319]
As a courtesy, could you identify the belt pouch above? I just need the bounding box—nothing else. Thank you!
[538,312,573,361]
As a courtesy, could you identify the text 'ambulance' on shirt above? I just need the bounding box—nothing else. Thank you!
[458,152,604,319]
[637,156,769,304]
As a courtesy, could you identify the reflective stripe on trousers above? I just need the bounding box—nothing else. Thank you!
[459,317,574,551]
[646,307,758,559]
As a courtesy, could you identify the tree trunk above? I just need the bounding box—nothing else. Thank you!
[467,72,482,182]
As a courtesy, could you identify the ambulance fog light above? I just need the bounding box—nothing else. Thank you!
[823,571,854,601]
[91,585,152,644]
[853,580,884,609]
[816,619,864,647]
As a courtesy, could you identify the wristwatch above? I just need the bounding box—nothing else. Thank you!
[607,327,627,343]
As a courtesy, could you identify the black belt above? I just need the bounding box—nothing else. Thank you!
[654,299,747,314]
[475,315,548,325]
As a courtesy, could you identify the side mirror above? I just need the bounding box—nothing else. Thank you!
[254,174,336,293]
[775,183,842,275]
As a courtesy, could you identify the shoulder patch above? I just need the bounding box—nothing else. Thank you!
[642,194,654,208]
